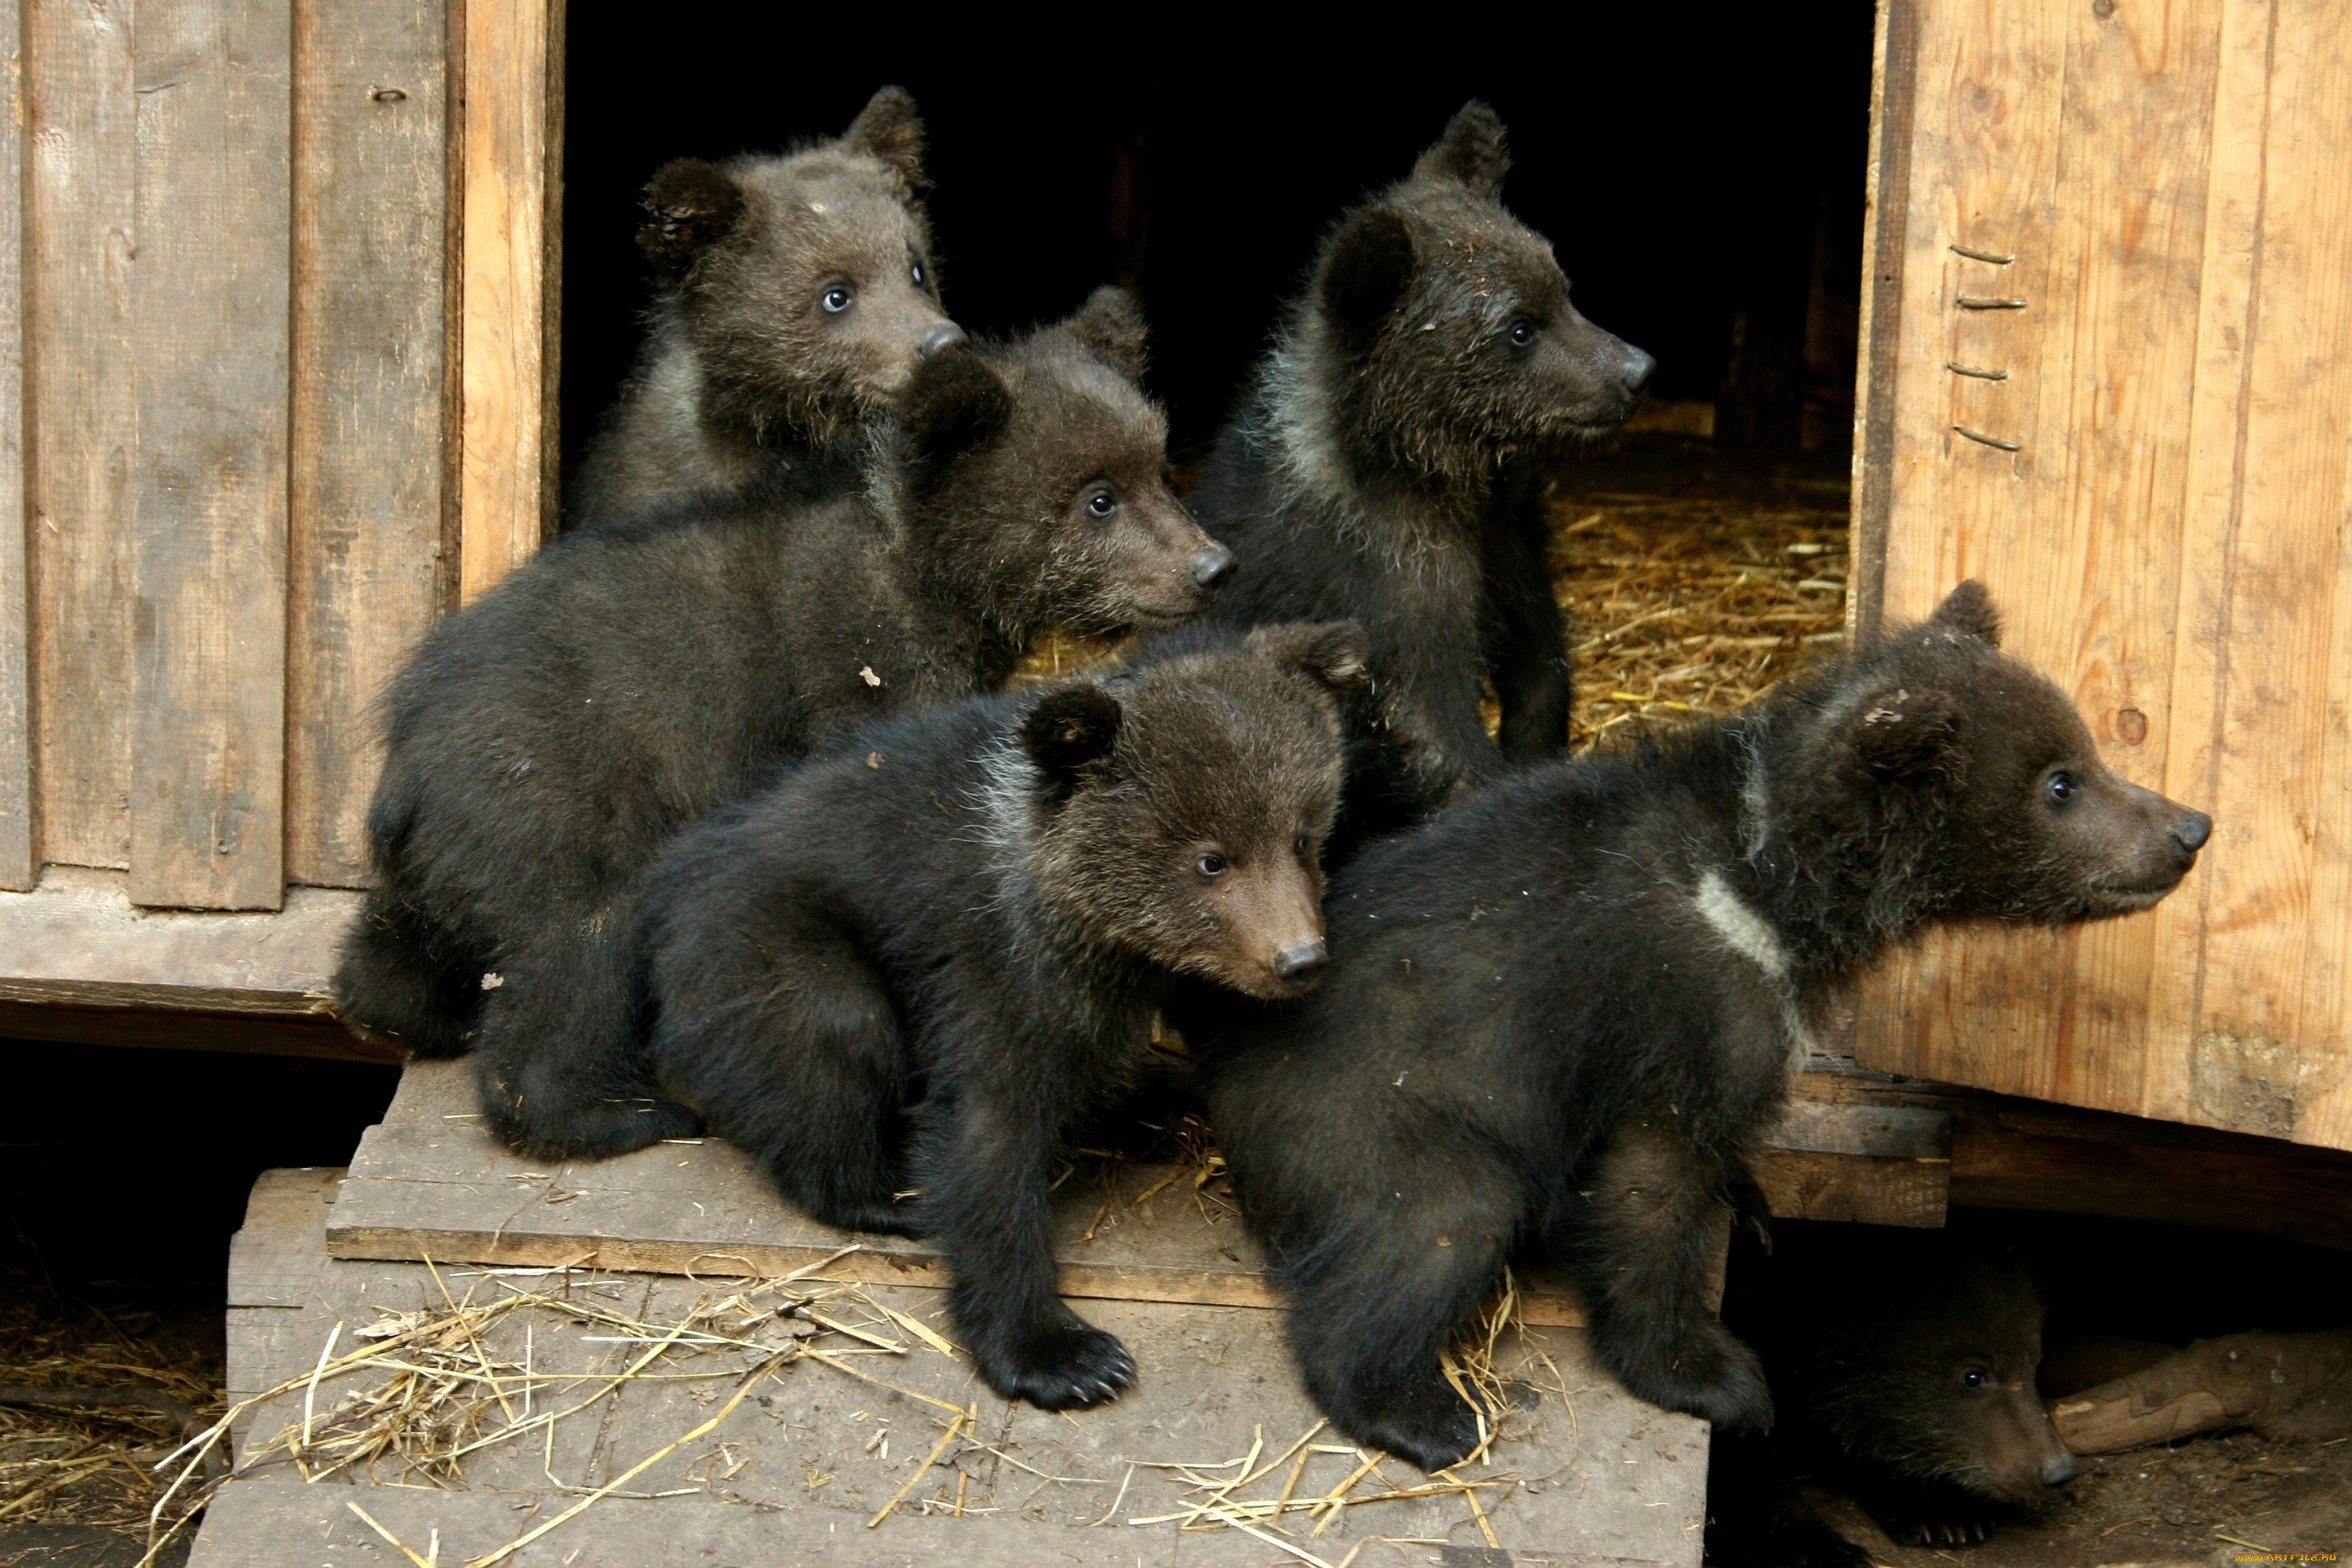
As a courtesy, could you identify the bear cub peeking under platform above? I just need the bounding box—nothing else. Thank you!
[1708,1225,2078,1568]
[569,85,963,530]
[336,289,1225,1163]
[639,624,1367,1411]
[1185,99,1653,855]
[1180,582,2212,1470]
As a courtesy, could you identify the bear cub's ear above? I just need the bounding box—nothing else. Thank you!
[902,347,1013,479]
[1247,620,1371,694]
[840,85,927,187]
[637,159,746,278]
[1319,209,1418,338]
[1066,286,1150,380]
[1850,687,1965,784]
[1411,100,1511,199]
[1929,579,2002,648]
[1021,687,1124,796]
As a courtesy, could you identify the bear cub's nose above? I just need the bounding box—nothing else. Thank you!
[1190,547,1238,593]
[2172,810,2213,855]
[1272,940,1327,983]
[1618,345,1657,396]
[2039,1450,2081,1487]
[916,322,967,359]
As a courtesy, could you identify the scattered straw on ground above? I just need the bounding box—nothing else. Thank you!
[0,1272,223,1544]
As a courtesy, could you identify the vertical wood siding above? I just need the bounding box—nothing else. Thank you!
[1856,0,2352,1152]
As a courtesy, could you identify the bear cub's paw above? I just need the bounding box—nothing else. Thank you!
[1624,1320,1774,1432]
[1875,1504,2009,1549]
[1332,1377,1483,1474]
[976,1311,1135,1411]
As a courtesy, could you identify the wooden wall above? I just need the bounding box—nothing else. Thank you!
[1851,0,2352,1152]
[0,0,450,909]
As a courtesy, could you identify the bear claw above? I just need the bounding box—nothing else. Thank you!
[978,1319,1135,1412]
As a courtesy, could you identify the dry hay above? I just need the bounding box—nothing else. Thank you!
[147,1248,1541,1568]
[1014,458,1854,737]
[0,1273,223,1543]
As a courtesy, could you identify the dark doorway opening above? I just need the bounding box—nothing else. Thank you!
[561,13,1875,478]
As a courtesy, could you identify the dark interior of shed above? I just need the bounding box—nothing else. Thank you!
[559,9,1878,477]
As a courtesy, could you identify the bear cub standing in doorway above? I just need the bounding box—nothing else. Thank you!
[1182,583,2212,1468]
[1186,100,1653,853]
[570,85,963,529]
[640,624,1366,1410]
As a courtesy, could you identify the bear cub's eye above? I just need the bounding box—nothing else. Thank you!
[2045,770,2078,806]
[821,284,855,314]
[1196,851,1229,880]
[1959,1366,1990,1391]
[1294,831,1312,859]
[1084,488,1120,520]
[910,259,927,288]
[1507,318,1538,349]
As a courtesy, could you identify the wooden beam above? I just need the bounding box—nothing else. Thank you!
[459,0,561,601]
[26,0,138,873]
[0,0,26,892]
[287,0,448,887]
[1845,0,1918,647]
[129,0,293,910]
[0,866,354,1016]
[0,1001,394,1062]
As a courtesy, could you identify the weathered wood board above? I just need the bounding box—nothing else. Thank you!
[1853,0,2352,1153]
[0,0,26,894]
[287,0,450,888]
[27,0,140,873]
[129,0,295,911]
[0,865,356,1014]
[211,1167,1708,1566]
[326,1062,1595,1325]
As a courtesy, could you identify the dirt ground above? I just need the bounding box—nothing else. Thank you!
[1813,1428,2352,1567]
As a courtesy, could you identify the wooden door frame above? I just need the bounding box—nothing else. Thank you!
[1846,0,1915,647]
[457,0,561,603]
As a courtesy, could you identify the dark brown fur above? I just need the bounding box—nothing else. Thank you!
[639,626,1366,1410]
[1185,100,1654,854]
[570,87,960,529]
[335,291,1226,1162]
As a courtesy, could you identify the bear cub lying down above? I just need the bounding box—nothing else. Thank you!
[336,290,1224,1163]
[640,624,1367,1411]
[1708,1225,2077,1568]
[1181,583,2211,1469]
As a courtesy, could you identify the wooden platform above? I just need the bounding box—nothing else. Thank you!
[195,1166,1712,1566]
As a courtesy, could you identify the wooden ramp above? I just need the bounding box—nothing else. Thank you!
[187,1060,1738,1566]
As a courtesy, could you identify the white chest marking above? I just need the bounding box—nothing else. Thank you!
[1694,869,1789,981]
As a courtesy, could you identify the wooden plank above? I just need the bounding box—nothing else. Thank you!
[1846,0,1919,648]
[0,1000,395,1060]
[2170,0,2352,1151]
[1750,1149,1947,1229]
[328,1061,1591,1326]
[128,0,292,910]
[233,1167,1709,1566]
[286,0,448,887]
[0,865,354,1014]
[0,0,25,892]
[26,0,137,871]
[458,0,561,601]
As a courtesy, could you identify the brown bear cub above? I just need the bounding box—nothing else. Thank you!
[1708,1226,2077,1567]
[1176,583,2211,1469]
[568,86,962,530]
[1185,100,1653,853]
[637,625,1367,1410]
[335,289,1229,1163]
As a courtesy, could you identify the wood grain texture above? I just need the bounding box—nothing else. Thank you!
[0,0,27,891]
[129,0,293,910]
[287,0,447,887]
[0,865,354,1014]
[0,1000,396,1059]
[1853,0,2352,1152]
[458,0,559,601]
[1847,0,1919,648]
[26,0,136,871]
